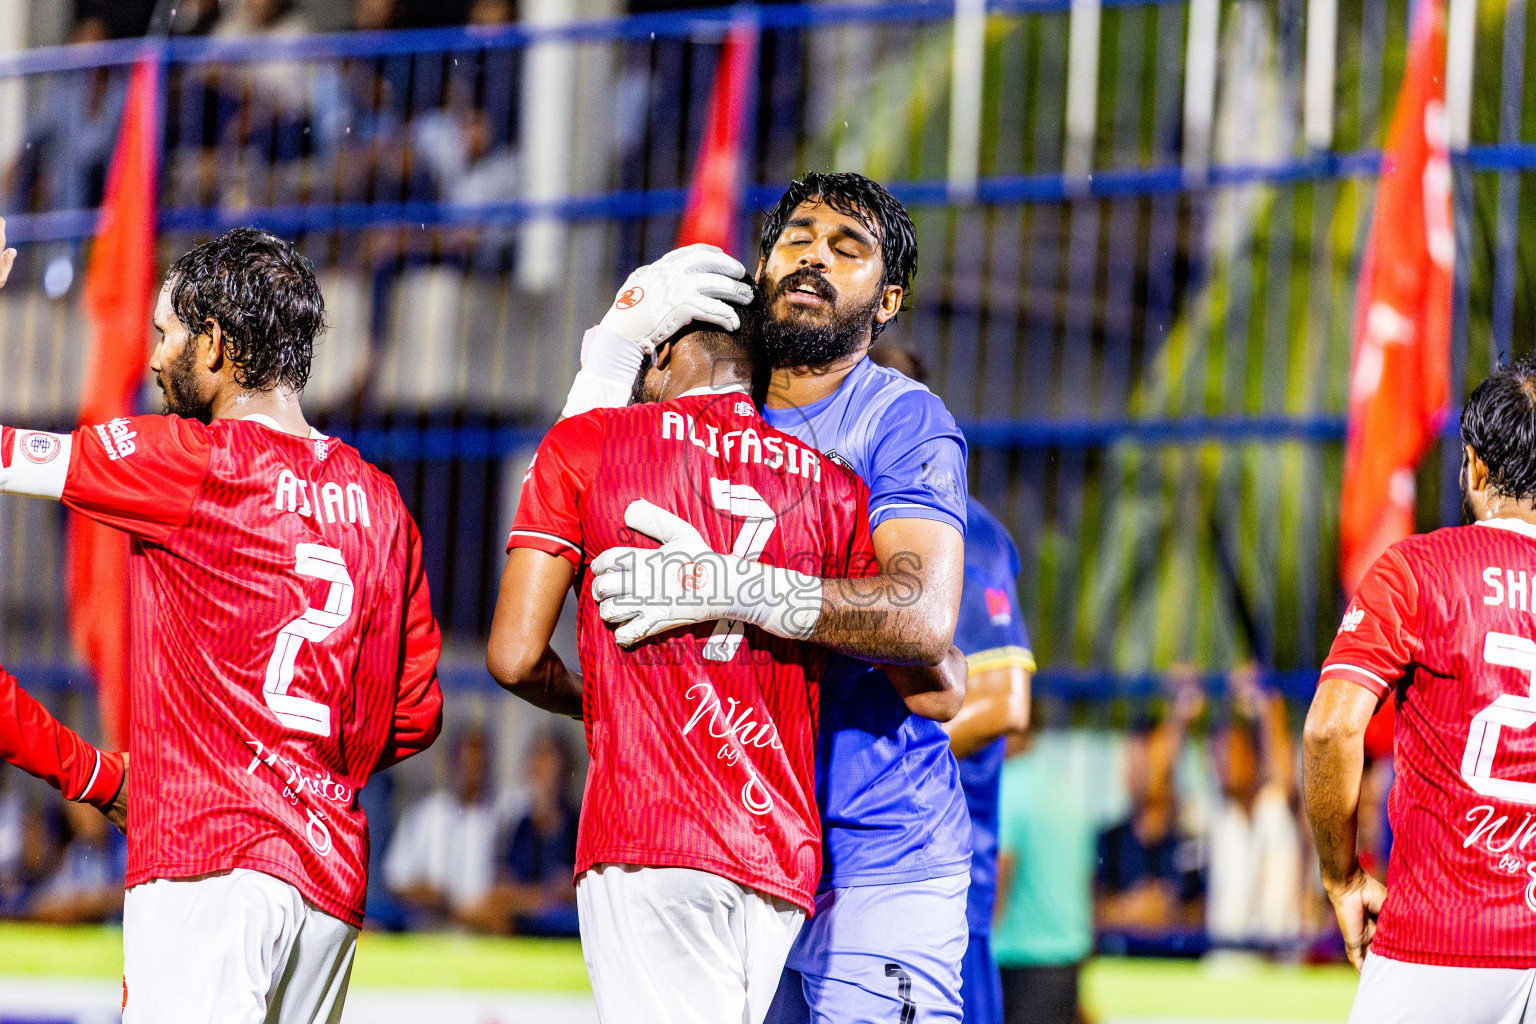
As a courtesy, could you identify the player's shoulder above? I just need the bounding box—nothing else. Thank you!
[1395,522,1533,565]
[852,358,960,429]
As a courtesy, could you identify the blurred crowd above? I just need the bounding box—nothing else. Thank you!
[0,671,1390,968]
[992,665,1394,1020]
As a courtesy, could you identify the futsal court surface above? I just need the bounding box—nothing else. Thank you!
[0,923,1358,1023]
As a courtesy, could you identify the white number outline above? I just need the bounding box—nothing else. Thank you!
[264,543,354,737]
[1463,631,1536,805]
[702,479,777,663]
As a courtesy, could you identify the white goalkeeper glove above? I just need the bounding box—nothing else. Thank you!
[590,499,823,650]
[561,244,754,419]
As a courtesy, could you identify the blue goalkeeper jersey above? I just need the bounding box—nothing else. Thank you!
[761,355,973,889]
[953,498,1035,935]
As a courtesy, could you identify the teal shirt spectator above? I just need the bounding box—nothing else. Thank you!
[992,744,1097,966]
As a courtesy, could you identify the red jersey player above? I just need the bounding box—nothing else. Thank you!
[1307,358,1536,1020]
[0,665,126,824]
[0,226,442,1024]
[488,322,895,1024]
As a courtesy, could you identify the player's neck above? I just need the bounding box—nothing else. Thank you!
[210,387,312,438]
[1483,506,1536,529]
[763,344,868,410]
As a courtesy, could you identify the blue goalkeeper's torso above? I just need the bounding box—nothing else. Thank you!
[761,356,973,889]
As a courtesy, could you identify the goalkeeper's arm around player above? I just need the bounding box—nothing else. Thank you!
[0,666,127,829]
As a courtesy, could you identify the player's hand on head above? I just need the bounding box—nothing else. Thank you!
[600,244,753,353]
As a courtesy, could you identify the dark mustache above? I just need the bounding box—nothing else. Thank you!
[772,268,838,305]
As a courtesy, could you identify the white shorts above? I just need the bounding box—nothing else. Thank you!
[577,863,805,1024]
[1350,951,1536,1023]
[123,869,359,1024]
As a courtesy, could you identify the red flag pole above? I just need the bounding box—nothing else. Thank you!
[1338,0,1453,760]
[677,21,760,256]
[70,55,161,750]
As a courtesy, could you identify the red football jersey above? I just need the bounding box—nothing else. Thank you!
[509,389,878,913]
[7,415,443,926]
[0,666,124,809]
[1324,518,1536,968]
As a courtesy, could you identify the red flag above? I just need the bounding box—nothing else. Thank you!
[1340,0,1453,597]
[70,57,160,749]
[677,24,759,253]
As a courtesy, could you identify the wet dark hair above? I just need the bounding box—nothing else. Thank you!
[167,227,326,393]
[758,172,918,339]
[1462,355,1536,502]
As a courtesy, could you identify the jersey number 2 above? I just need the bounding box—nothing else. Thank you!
[264,543,354,737]
[702,479,777,663]
[1463,631,1536,804]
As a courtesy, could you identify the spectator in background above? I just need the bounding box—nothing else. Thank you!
[1204,665,1304,948]
[494,728,580,937]
[28,799,125,925]
[994,708,1098,1024]
[353,0,401,30]
[213,0,308,37]
[1095,674,1205,933]
[6,18,125,218]
[384,724,505,931]
[74,0,156,38]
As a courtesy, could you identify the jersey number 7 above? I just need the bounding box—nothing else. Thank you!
[702,479,777,663]
[264,543,355,737]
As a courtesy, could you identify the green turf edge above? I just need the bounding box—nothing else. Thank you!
[0,923,592,993]
[0,922,1363,1016]
[1083,957,1359,1020]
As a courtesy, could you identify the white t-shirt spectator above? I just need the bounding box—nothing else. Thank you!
[1206,782,1302,944]
[383,790,502,914]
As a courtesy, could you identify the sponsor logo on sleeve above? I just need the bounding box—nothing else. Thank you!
[919,460,964,504]
[20,432,62,465]
[825,449,853,470]
[92,418,138,461]
[985,586,1013,626]
[1339,606,1365,634]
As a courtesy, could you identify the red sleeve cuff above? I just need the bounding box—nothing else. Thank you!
[506,529,582,566]
[1320,662,1392,698]
[77,749,125,809]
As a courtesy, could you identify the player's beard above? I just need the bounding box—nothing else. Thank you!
[757,268,880,369]
[628,350,656,405]
[159,342,215,423]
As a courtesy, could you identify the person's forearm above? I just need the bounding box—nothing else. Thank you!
[884,646,967,722]
[1303,712,1368,887]
[0,668,123,808]
[810,574,959,666]
[492,644,584,720]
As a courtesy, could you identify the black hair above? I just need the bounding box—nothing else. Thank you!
[758,172,918,340]
[1462,355,1536,502]
[167,227,326,394]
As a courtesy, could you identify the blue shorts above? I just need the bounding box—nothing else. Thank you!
[766,872,969,1024]
[961,933,1002,1024]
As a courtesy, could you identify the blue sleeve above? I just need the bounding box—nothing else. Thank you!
[955,526,1033,662]
[865,389,969,537]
